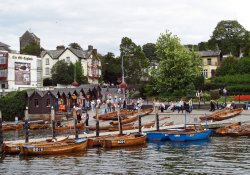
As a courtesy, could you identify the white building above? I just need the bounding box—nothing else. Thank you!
[41,45,101,84]
[0,51,43,94]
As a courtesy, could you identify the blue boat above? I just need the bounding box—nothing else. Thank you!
[168,129,212,142]
[146,129,183,141]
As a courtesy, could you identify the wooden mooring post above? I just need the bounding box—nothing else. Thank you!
[24,107,29,143]
[51,106,56,139]
[155,107,159,131]
[138,108,142,133]
[74,119,78,139]
[95,108,99,137]
[118,108,123,135]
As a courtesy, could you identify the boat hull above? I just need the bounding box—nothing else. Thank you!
[146,132,170,141]
[168,129,211,142]
[103,134,146,148]
[19,138,87,156]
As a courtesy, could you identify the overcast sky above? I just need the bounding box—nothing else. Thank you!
[1,0,250,56]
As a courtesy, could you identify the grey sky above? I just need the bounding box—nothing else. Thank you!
[0,0,249,56]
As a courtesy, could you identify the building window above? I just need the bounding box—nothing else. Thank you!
[0,57,6,64]
[66,57,70,63]
[0,69,7,77]
[207,58,212,65]
[45,67,50,75]
[46,99,51,107]
[202,69,208,78]
[34,99,39,107]
[45,58,49,65]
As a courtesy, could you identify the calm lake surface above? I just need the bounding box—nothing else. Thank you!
[0,131,249,175]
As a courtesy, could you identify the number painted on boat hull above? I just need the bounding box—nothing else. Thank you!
[117,140,125,144]
[33,147,44,152]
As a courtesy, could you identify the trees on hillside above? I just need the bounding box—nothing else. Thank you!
[210,20,247,57]
[152,32,202,96]
[142,43,158,62]
[69,43,83,50]
[217,56,239,76]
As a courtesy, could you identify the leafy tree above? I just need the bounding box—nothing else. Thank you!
[120,37,150,85]
[217,56,239,76]
[51,60,72,84]
[101,52,121,85]
[210,20,247,56]
[152,32,202,96]
[69,42,82,50]
[68,61,88,84]
[238,56,250,74]
[21,41,43,56]
[43,78,53,86]
[198,42,209,51]
[142,43,158,62]
[0,90,27,121]
[51,60,87,85]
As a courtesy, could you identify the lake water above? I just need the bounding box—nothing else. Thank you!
[0,133,249,175]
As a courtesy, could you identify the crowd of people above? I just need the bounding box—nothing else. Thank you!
[154,98,193,113]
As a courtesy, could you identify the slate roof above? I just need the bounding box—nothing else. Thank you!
[27,85,101,97]
[41,50,64,59]
[0,41,10,51]
[41,47,93,60]
[198,50,221,57]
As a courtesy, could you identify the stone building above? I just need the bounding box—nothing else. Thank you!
[20,30,40,51]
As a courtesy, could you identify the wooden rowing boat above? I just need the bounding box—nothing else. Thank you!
[109,108,153,125]
[200,108,243,122]
[216,122,250,136]
[29,123,50,130]
[87,133,146,148]
[102,133,146,148]
[2,124,23,131]
[54,123,84,131]
[19,138,88,156]
[3,137,69,155]
[94,109,138,120]
[108,121,155,131]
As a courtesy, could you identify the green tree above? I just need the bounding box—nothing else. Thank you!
[198,42,209,51]
[152,32,202,96]
[69,42,83,50]
[120,37,150,84]
[101,52,121,85]
[21,41,43,56]
[51,60,72,85]
[43,78,53,86]
[68,61,88,84]
[142,43,158,62]
[0,90,27,121]
[217,56,239,76]
[238,56,250,74]
[210,20,247,56]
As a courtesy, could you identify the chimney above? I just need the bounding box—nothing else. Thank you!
[88,45,93,51]
[56,45,65,50]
